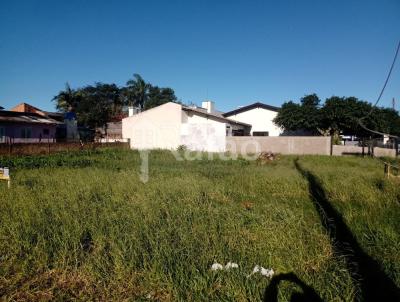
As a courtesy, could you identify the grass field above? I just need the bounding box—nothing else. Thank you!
[0,149,399,301]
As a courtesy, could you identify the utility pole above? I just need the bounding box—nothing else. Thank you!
[392,97,396,111]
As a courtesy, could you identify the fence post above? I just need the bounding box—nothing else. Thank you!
[362,138,365,157]
[371,138,375,157]
[384,163,389,178]
[367,137,372,157]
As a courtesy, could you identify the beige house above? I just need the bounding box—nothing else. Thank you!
[122,102,250,152]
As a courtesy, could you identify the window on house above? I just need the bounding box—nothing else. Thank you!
[43,128,49,135]
[21,127,32,139]
[253,131,269,136]
[232,129,244,136]
[0,127,5,143]
[226,125,232,136]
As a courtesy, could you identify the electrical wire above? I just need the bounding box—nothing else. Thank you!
[357,40,400,138]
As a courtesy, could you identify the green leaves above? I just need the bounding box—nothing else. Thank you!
[274,94,400,137]
[124,73,151,109]
[52,74,178,128]
[274,94,322,134]
[124,74,178,110]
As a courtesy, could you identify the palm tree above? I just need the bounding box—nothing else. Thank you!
[52,83,79,112]
[125,74,150,109]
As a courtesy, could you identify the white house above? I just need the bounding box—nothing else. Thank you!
[122,101,250,152]
[223,102,282,136]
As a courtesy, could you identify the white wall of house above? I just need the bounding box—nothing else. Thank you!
[180,110,226,152]
[226,107,282,136]
[122,102,229,152]
[122,102,182,149]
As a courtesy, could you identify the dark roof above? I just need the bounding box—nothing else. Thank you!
[0,110,63,125]
[182,105,251,127]
[45,111,63,117]
[223,102,280,117]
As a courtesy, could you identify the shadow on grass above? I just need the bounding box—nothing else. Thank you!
[263,272,323,302]
[294,158,400,301]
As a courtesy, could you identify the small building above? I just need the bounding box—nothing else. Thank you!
[96,121,126,142]
[10,102,82,142]
[223,102,281,136]
[0,110,62,143]
[11,102,63,122]
[122,101,250,152]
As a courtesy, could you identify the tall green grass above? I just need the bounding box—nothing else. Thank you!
[0,149,398,301]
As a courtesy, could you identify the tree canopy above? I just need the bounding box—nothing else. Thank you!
[274,94,400,138]
[274,94,322,134]
[52,74,178,128]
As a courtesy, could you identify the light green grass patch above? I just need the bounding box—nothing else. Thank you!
[0,149,398,301]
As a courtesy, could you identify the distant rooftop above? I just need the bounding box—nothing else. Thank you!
[223,102,280,117]
[10,102,63,121]
[0,110,62,125]
[182,105,251,127]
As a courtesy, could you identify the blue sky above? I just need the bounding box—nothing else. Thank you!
[0,0,399,112]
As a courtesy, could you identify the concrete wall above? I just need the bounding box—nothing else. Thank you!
[180,110,226,152]
[96,122,123,139]
[122,102,182,150]
[226,136,331,155]
[225,107,282,136]
[375,147,397,157]
[332,145,397,157]
[332,145,363,156]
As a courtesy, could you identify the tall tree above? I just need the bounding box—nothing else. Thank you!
[125,74,150,109]
[76,83,121,128]
[52,83,81,112]
[275,94,400,138]
[145,86,178,110]
[368,107,400,136]
[52,74,181,128]
[273,94,322,134]
[53,82,122,128]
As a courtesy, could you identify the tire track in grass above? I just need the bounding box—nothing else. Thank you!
[294,158,400,301]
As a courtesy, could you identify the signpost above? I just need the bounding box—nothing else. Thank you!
[384,162,399,179]
[0,167,10,188]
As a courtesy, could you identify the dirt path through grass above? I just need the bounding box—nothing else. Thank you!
[294,158,400,301]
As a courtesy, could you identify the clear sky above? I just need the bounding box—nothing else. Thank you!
[0,0,399,112]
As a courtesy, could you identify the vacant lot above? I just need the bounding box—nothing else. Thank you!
[0,149,399,301]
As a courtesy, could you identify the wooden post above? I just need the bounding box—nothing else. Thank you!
[371,138,375,157]
[362,138,365,157]
[367,136,373,157]
[384,163,389,178]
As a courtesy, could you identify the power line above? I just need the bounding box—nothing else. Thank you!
[369,40,400,111]
[358,120,398,138]
[358,40,400,138]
